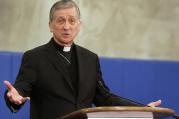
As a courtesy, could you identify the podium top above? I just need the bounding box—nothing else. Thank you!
[60,106,175,119]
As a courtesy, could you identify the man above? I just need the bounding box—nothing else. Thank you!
[4,0,161,119]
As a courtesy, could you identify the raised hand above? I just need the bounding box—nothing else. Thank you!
[4,80,30,105]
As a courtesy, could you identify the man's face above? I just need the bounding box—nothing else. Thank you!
[49,7,81,46]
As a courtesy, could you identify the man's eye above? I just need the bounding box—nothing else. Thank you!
[57,19,64,24]
[69,19,76,25]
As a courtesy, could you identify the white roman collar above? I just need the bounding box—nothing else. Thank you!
[63,46,71,52]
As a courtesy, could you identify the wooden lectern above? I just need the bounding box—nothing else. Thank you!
[59,106,175,119]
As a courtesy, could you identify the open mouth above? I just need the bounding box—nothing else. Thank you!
[63,33,70,37]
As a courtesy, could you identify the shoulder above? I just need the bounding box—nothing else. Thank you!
[22,42,49,60]
[75,44,98,58]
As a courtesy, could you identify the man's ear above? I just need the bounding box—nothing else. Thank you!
[78,20,82,32]
[49,21,53,32]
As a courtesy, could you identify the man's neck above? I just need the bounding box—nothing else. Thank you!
[53,37,73,47]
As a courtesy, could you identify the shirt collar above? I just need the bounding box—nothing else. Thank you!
[51,38,74,53]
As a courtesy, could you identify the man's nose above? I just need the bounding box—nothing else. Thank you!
[63,21,70,30]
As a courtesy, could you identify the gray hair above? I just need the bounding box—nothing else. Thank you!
[49,0,81,22]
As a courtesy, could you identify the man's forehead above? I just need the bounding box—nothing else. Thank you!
[54,7,78,16]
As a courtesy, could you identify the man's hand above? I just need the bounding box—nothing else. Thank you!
[4,80,30,105]
[148,100,162,107]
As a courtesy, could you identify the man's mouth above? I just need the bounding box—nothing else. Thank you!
[63,33,70,37]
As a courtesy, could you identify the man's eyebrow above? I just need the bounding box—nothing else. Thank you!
[56,16,65,19]
[56,16,77,19]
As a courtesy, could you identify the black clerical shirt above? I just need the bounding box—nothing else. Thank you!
[52,39,79,97]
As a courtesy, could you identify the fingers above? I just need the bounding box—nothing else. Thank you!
[154,99,162,106]
[14,97,30,105]
[4,80,14,91]
[148,100,162,107]
[7,93,30,105]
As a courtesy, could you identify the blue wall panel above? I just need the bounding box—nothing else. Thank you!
[154,61,179,113]
[0,52,12,119]
[100,58,125,95]
[122,60,157,104]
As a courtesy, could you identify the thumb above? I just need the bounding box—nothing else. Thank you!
[25,97,30,100]
[21,96,30,103]
[4,80,14,91]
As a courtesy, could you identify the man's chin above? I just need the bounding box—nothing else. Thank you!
[61,39,73,45]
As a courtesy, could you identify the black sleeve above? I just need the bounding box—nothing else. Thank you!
[93,56,146,107]
[4,51,37,112]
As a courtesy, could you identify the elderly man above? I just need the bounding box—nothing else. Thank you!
[4,0,161,119]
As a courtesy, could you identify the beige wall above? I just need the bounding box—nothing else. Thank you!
[0,0,179,61]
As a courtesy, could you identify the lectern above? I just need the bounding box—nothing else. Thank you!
[59,106,175,119]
